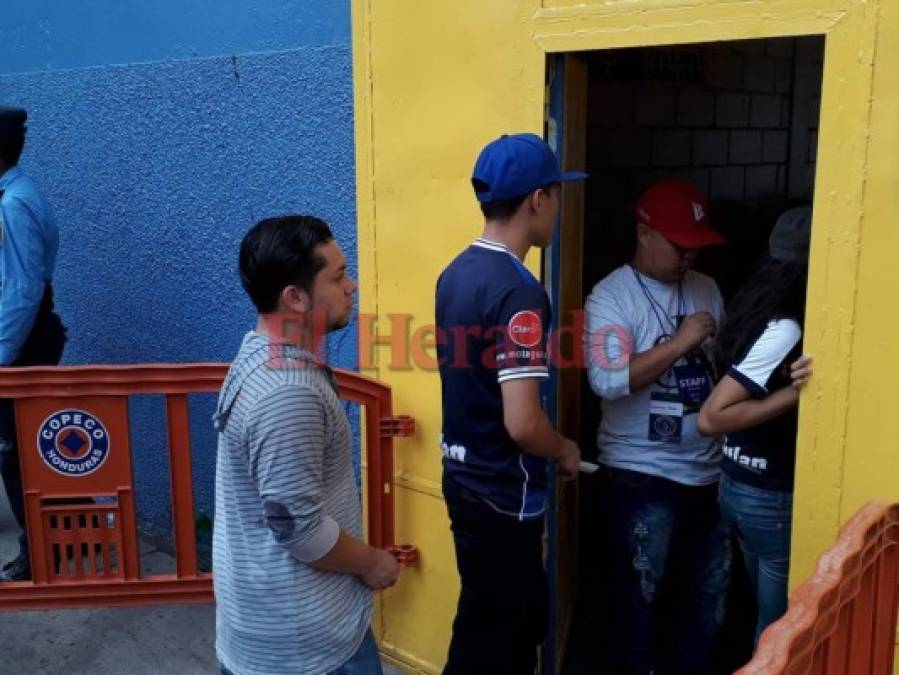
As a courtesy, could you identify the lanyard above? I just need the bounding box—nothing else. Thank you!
[630,265,684,335]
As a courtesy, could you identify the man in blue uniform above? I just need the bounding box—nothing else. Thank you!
[436,133,585,674]
[0,107,67,581]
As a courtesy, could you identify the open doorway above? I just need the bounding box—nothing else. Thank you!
[551,36,824,674]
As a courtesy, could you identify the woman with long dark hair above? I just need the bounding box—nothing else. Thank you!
[698,207,814,644]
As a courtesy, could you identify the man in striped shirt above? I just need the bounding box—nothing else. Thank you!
[213,215,400,675]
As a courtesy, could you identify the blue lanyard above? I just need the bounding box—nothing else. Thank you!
[630,265,684,335]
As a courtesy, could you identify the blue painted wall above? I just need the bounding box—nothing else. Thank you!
[1,1,349,74]
[0,2,358,543]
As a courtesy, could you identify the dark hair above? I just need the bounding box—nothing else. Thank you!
[477,182,560,221]
[239,215,333,313]
[0,126,25,166]
[479,193,530,220]
[716,258,808,371]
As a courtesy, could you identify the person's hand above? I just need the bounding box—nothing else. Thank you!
[362,548,401,590]
[557,439,581,482]
[673,312,717,353]
[790,355,813,390]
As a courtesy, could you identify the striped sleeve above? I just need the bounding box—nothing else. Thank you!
[244,384,339,563]
[492,284,551,383]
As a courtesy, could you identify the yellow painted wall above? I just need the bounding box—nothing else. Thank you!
[838,0,899,530]
[352,0,898,672]
[352,3,545,671]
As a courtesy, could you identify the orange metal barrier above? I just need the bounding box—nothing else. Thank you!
[0,364,416,610]
[738,501,899,675]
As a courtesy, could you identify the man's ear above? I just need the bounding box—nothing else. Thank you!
[279,284,311,314]
[635,222,652,245]
[527,188,546,214]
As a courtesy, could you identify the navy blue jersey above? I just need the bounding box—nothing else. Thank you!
[435,238,551,520]
[721,318,802,492]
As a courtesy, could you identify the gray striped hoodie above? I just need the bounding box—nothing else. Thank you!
[212,332,371,675]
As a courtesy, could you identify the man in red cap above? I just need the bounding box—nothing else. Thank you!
[583,178,729,674]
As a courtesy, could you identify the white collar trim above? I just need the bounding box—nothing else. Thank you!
[473,237,516,257]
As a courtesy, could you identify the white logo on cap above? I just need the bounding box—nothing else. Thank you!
[692,202,704,222]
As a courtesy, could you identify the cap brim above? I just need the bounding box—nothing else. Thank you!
[662,228,727,249]
[558,171,588,183]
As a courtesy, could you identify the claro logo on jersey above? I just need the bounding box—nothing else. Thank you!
[508,310,543,348]
[38,410,110,477]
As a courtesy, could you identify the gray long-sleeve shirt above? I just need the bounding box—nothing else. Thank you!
[583,265,725,485]
[212,332,371,675]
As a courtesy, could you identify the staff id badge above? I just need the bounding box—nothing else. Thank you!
[673,362,712,405]
[649,392,683,443]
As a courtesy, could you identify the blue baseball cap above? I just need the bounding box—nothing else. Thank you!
[471,133,587,203]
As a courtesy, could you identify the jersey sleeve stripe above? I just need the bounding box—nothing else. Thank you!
[497,370,550,383]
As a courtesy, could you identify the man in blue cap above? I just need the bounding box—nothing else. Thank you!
[435,133,585,673]
[0,106,67,582]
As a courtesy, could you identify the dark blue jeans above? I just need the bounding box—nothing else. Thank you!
[599,467,731,675]
[219,629,383,675]
[718,473,792,645]
[442,474,548,675]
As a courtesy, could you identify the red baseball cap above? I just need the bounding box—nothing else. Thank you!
[635,179,726,248]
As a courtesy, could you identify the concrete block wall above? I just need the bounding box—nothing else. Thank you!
[789,37,825,199]
[587,39,812,204]
[583,37,823,290]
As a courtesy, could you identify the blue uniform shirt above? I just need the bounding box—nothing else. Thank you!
[721,318,803,492]
[436,238,552,520]
[0,166,58,365]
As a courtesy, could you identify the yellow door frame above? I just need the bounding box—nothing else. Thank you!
[352,0,897,671]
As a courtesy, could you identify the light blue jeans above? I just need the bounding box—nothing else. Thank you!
[719,473,793,645]
[220,629,383,675]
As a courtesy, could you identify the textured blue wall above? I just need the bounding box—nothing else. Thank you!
[1,1,350,74]
[0,5,358,541]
